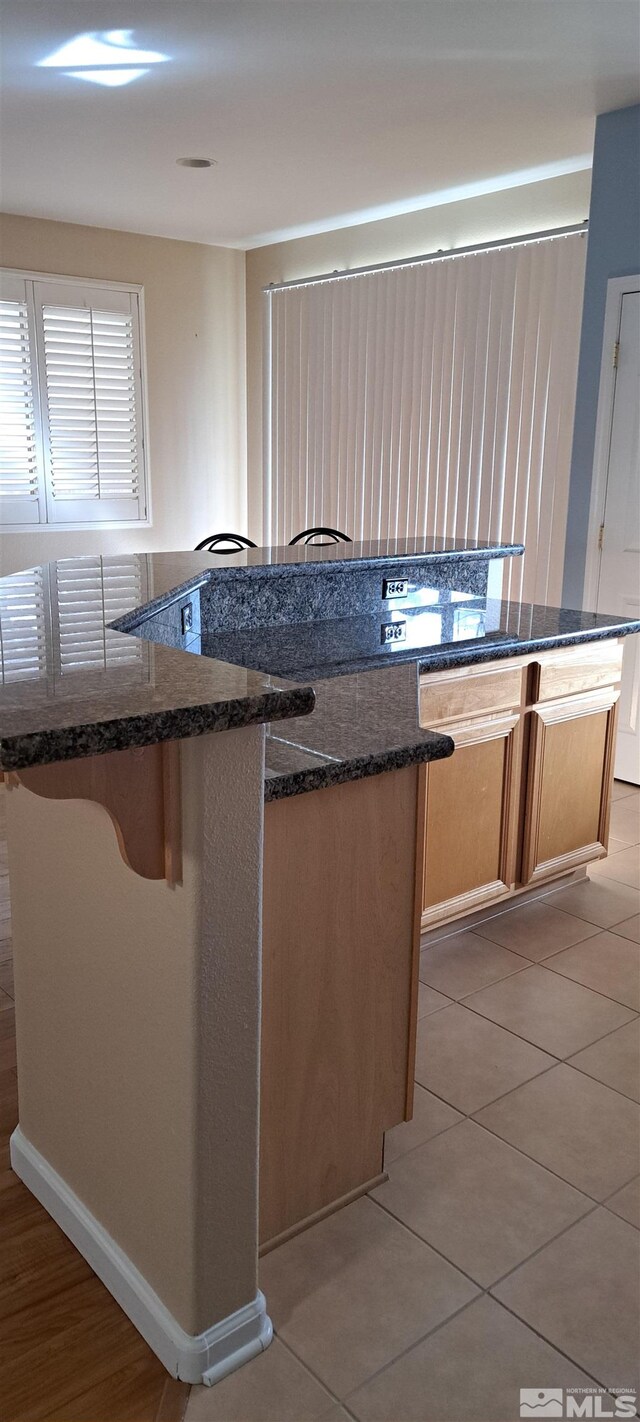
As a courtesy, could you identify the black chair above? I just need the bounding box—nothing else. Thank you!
[288,526,351,547]
[195,533,257,553]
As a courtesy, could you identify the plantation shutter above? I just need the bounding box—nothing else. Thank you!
[0,566,47,684]
[0,273,45,525]
[51,556,145,673]
[33,281,146,524]
[0,559,148,690]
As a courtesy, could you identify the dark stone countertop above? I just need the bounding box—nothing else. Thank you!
[0,630,316,772]
[0,543,486,774]
[415,600,640,673]
[112,537,521,633]
[1,545,638,793]
[257,599,640,795]
[264,662,454,800]
[213,596,640,685]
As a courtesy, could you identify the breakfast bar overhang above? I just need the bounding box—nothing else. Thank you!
[1,538,638,1387]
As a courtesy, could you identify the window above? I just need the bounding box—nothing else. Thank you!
[0,270,148,529]
[265,229,587,605]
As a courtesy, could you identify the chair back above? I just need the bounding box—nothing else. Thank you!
[195,533,257,553]
[288,526,351,547]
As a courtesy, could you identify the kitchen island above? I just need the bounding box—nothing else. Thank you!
[1,538,638,1387]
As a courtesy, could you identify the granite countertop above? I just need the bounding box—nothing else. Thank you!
[258,598,640,796]
[111,536,521,631]
[415,600,640,673]
[264,662,454,800]
[201,594,640,683]
[204,534,522,570]
[0,626,316,772]
[0,540,491,774]
[1,543,638,792]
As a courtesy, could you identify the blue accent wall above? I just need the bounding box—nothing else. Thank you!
[563,103,640,607]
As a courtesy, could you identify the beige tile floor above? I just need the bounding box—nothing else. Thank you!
[2,782,639,1421]
[185,779,640,1422]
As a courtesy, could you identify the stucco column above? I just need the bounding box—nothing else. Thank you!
[8,724,271,1384]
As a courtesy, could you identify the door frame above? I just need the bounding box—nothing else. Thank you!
[583,273,640,610]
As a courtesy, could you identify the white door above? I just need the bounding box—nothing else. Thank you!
[596,286,640,784]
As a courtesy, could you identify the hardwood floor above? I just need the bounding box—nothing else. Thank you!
[0,784,190,1422]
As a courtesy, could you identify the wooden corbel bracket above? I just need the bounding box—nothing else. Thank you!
[9,741,182,884]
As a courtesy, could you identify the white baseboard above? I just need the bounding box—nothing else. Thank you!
[10,1127,273,1385]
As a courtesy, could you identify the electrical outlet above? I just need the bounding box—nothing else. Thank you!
[382,578,409,599]
[180,601,194,636]
[381,619,407,645]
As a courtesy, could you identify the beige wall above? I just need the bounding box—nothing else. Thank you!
[245,168,592,542]
[8,725,266,1341]
[1,172,593,569]
[0,214,247,575]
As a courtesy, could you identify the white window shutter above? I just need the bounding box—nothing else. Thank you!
[0,567,47,683]
[33,281,147,524]
[0,273,45,525]
[51,555,145,673]
[0,558,147,689]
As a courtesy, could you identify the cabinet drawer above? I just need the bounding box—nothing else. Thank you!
[420,663,523,727]
[534,641,624,703]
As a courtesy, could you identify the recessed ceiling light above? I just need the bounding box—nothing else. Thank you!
[176,157,216,169]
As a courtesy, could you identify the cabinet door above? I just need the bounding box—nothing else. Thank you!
[521,687,619,886]
[422,712,522,929]
[261,766,421,1248]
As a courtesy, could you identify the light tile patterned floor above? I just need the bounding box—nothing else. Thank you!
[3,782,639,1421]
[184,779,640,1422]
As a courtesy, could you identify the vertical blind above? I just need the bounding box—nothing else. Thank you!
[265,230,587,604]
[0,271,147,527]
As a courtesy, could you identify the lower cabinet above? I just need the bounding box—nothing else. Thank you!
[420,642,623,931]
[257,641,623,1249]
[260,764,422,1250]
[422,711,522,928]
[521,686,619,885]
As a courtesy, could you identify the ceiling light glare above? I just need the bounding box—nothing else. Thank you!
[38,30,168,86]
[68,67,149,87]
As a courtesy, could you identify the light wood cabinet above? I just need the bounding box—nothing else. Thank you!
[420,641,623,931]
[419,662,523,726]
[533,642,625,703]
[521,686,618,886]
[258,638,623,1251]
[260,764,423,1250]
[422,710,522,928]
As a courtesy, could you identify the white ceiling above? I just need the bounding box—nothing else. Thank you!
[1,1,638,249]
